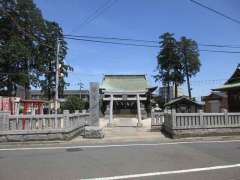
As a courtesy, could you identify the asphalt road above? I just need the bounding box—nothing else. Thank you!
[0,140,240,180]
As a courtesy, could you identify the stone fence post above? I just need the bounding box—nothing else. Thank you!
[171,109,176,129]
[63,110,70,129]
[223,109,228,126]
[199,110,204,128]
[0,112,10,131]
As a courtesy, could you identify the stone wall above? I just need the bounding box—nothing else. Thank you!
[167,128,240,138]
[0,126,85,142]
[163,110,240,138]
[0,111,89,142]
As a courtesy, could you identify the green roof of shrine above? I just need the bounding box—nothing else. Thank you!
[213,82,240,91]
[213,64,240,91]
[100,74,151,92]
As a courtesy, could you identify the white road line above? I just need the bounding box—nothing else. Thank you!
[0,139,240,151]
[80,163,240,180]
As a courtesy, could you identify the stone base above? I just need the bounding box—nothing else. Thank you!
[164,127,240,139]
[84,126,104,139]
[107,123,113,127]
[0,126,85,142]
[137,122,143,127]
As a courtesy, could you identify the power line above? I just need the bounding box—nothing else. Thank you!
[64,36,240,54]
[198,43,240,49]
[65,37,160,48]
[199,49,240,54]
[5,7,240,50]
[190,0,240,25]
[64,34,240,49]
[64,34,158,44]
[70,0,117,33]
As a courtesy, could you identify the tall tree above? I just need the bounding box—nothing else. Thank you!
[154,32,184,101]
[38,21,73,100]
[0,0,46,98]
[178,36,201,98]
[0,0,72,100]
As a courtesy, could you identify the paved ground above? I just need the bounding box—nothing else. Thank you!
[1,118,240,180]
[1,140,240,180]
[70,117,167,144]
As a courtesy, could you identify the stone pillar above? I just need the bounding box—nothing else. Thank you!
[89,82,100,126]
[15,102,20,115]
[0,112,10,131]
[223,109,228,126]
[171,109,176,129]
[105,104,110,118]
[199,110,204,128]
[107,94,113,127]
[140,102,147,119]
[63,110,70,129]
[84,83,104,139]
[136,94,143,127]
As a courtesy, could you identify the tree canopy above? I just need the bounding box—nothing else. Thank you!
[61,95,88,113]
[155,32,201,101]
[0,0,72,99]
[154,32,185,101]
[178,36,201,98]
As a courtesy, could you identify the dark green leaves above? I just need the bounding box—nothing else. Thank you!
[0,0,72,99]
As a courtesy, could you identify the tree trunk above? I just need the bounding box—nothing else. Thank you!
[183,49,192,99]
[174,83,178,98]
[7,81,13,96]
[24,60,31,99]
[24,83,30,99]
[186,74,191,99]
[47,73,51,101]
[167,81,170,102]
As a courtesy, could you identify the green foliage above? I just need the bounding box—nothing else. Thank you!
[0,0,72,99]
[38,21,73,100]
[154,32,185,100]
[61,96,86,113]
[154,32,201,100]
[178,36,201,98]
[178,36,201,78]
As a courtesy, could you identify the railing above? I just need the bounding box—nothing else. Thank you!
[9,114,63,130]
[0,110,89,131]
[151,112,164,129]
[165,110,240,130]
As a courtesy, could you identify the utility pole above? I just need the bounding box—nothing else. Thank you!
[55,38,60,121]
[78,82,84,100]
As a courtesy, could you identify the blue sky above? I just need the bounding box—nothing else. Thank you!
[34,0,240,100]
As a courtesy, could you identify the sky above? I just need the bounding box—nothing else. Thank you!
[34,0,240,100]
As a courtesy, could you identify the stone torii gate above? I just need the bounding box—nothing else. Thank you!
[103,91,147,127]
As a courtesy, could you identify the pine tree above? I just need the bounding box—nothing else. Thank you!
[178,36,201,99]
[154,32,184,101]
